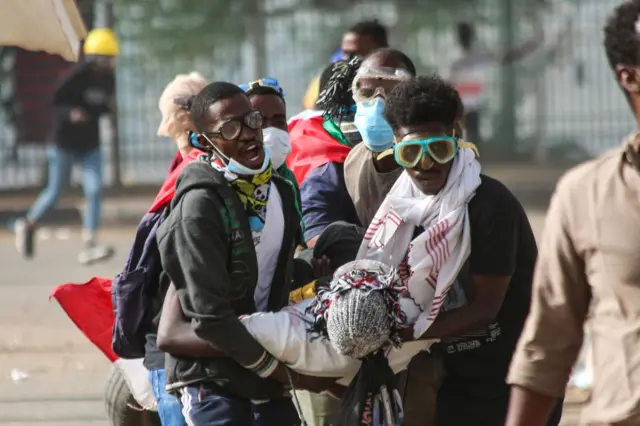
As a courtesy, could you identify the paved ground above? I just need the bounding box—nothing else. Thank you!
[0,206,584,425]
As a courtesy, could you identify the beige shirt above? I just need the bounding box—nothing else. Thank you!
[344,143,403,228]
[507,136,640,425]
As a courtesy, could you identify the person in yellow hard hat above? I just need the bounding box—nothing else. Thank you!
[14,28,119,265]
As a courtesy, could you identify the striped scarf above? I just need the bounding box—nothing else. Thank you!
[356,148,481,339]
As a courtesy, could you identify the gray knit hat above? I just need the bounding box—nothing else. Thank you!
[308,260,408,359]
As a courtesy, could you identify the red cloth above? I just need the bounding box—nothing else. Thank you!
[149,149,203,213]
[50,149,203,361]
[168,150,183,174]
[286,114,352,185]
[50,277,118,362]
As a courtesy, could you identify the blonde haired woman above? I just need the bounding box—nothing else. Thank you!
[157,72,208,172]
[147,72,207,426]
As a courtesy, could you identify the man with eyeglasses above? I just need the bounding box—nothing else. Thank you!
[155,82,331,425]
[364,75,563,426]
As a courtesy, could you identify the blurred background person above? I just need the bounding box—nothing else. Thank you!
[449,20,543,146]
[302,19,388,111]
[14,28,118,265]
[157,72,208,169]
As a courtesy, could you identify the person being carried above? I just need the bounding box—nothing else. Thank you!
[15,28,119,264]
[156,82,334,425]
[358,75,562,425]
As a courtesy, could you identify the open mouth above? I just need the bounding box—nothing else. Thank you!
[244,142,264,164]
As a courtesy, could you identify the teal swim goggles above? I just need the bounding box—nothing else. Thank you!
[392,135,479,168]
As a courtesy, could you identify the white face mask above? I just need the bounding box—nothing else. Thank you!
[262,127,291,169]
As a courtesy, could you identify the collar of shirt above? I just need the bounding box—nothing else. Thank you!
[623,131,640,171]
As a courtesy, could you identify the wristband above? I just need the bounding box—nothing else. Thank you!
[246,351,278,378]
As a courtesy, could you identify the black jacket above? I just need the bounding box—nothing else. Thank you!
[156,159,301,399]
[50,60,114,152]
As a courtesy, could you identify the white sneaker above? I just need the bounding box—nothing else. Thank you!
[14,218,35,259]
[78,243,114,265]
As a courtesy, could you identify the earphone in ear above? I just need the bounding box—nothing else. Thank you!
[189,131,207,150]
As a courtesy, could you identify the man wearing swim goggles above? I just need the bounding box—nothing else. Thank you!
[384,76,564,426]
[393,134,465,195]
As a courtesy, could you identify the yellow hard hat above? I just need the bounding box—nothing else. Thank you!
[303,75,321,110]
[83,28,120,56]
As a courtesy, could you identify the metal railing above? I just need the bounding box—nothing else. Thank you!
[0,0,633,191]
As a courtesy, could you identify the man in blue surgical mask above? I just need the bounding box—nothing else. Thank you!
[344,48,416,228]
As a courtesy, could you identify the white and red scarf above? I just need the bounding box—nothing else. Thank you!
[356,147,481,338]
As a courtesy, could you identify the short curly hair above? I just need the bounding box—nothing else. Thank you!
[384,75,462,131]
[603,0,640,69]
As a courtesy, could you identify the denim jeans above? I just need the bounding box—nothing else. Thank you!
[27,146,102,231]
[179,383,300,426]
[150,369,187,426]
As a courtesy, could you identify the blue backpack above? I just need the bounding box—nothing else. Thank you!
[111,165,239,359]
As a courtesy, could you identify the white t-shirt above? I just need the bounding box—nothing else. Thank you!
[253,183,284,311]
[449,43,496,111]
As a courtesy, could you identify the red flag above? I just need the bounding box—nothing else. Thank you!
[149,148,203,213]
[51,150,202,361]
[50,277,117,362]
[286,114,352,185]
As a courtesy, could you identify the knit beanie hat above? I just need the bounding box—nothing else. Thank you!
[308,259,408,359]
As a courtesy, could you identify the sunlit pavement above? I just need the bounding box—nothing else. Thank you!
[0,210,582,425]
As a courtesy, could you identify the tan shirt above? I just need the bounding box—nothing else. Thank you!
[344,143,403,228]
[507,136,640,425]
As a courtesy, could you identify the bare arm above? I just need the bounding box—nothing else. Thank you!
[419,275,510,339]
[499,21,544,64]
[506,386,557,426]
[505,178,590,426]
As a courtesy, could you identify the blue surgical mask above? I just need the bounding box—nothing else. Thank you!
[354,98,394,152]
[226,146,271,175]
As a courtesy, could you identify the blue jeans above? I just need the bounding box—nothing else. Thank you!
[179,383,300,426]
[27,146,102,231]
[150,369,187,426]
